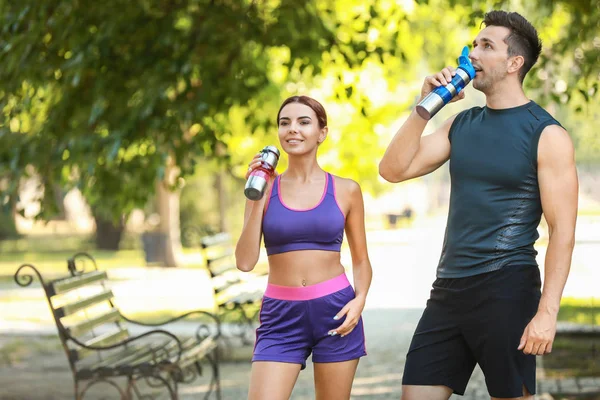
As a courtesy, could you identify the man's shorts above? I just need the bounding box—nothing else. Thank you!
[252,273,367,369]
[402,265,541,398]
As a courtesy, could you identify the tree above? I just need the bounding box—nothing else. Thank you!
[1,0,597,258]
[0,0,401,260]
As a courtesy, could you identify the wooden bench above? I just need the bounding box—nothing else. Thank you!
[14,252,222,400]
[200,232,267,345]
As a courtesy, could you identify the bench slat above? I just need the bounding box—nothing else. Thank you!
[66,309,122,337]
[212,273,242,294]
[79,337,217,380]
[93,337,194,371]
[208,260,237,278]
[200,232,231,248]
[56,289,114,318]
[124,338,196,367]
[206,248,234,265]
[89,341,165,369]
[171,337,218,371]
[218,288,264,307]
[48,271,108,296]
[72,328,130,362]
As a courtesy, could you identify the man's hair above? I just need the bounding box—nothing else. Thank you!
[482,11,542,82]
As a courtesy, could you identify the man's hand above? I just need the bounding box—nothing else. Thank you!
[518,310,557,355]
[419,66,466,104]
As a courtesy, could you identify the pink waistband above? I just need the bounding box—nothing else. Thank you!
[264,273,350,301]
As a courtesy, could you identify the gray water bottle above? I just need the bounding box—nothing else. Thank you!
[244,146,280,201]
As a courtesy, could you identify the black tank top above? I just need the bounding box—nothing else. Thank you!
[437,101,561,278]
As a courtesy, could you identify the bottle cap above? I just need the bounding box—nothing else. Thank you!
[263,145,280,158]
[458,46,476,80]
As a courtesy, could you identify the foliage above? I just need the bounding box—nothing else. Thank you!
[0,0,391,220]
[439,0,599,106]
[1,0,598,225]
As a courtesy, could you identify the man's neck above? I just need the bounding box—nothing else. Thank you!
[485,81,530,110]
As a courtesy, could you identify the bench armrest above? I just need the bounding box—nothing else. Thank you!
[121,310,222,340]
[63,328,185,363]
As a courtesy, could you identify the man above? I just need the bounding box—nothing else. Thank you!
[379,10,578,400]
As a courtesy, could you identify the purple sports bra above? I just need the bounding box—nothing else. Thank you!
[262,172,345,256]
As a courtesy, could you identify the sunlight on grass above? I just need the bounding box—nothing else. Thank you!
[2,266,217,323]
[0,249,214,283]
[559,297,600,326]
[0,250,146,277]
[558,297,600,325]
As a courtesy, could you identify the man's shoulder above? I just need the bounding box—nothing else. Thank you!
[459,105,485,117]
[526,101,560,124]
[453,106,485,124]
[449,106,485,134]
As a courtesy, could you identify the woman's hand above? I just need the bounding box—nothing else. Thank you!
[245,153,263,179]
[329,296,366,337]
[245,153,278,194]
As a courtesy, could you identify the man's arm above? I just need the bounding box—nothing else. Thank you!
[519,124,578,355]
[379,112,455,182]
[378,66,464,183]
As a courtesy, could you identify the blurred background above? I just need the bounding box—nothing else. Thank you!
[0,0,598,399]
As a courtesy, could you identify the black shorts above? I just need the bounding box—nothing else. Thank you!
[402,265,541,398]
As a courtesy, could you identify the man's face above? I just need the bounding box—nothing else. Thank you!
[469,26,512,92]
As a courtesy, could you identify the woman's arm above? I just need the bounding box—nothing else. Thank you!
[331,178,373,337]
[234,196,267,272]
[345,180,372,304]
[234,155,275,272]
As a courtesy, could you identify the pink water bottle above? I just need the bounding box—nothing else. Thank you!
[244,145,280,201]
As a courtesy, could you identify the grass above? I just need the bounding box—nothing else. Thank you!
[0,243,267,326]
[543,336,600,378]
[0,250,148,284]
[558,297,600,326]
[0,337,63,367]
[0,247,217,284]
[544,297,600,382]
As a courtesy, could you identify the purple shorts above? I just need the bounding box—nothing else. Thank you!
[252,273,367,369]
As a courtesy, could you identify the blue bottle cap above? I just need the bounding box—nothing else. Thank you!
[458,46,476,80]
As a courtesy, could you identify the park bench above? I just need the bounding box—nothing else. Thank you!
[200,232,267,345]
[14,252,222,400]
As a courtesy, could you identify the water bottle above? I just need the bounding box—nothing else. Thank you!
[244,146,280,201]
[416,46,476,120]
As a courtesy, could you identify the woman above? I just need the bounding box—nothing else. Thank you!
[235,95,372,400]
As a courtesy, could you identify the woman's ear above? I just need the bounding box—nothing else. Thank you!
[318,126,329,144]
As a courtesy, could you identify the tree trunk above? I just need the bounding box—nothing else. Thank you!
[94,215,124,250]
[215,167,227,233]
[215,143,228,233]
[154,165,183,268]
[0,179,19,240]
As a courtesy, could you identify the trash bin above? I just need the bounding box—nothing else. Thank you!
[141,231,168,265]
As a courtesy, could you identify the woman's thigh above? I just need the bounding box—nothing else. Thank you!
[314,359,360,400]
[248,361,302,400]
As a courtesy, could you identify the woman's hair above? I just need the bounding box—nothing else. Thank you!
[277,96,327,128]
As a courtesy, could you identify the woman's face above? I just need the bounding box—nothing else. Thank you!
[277,103,327,156]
